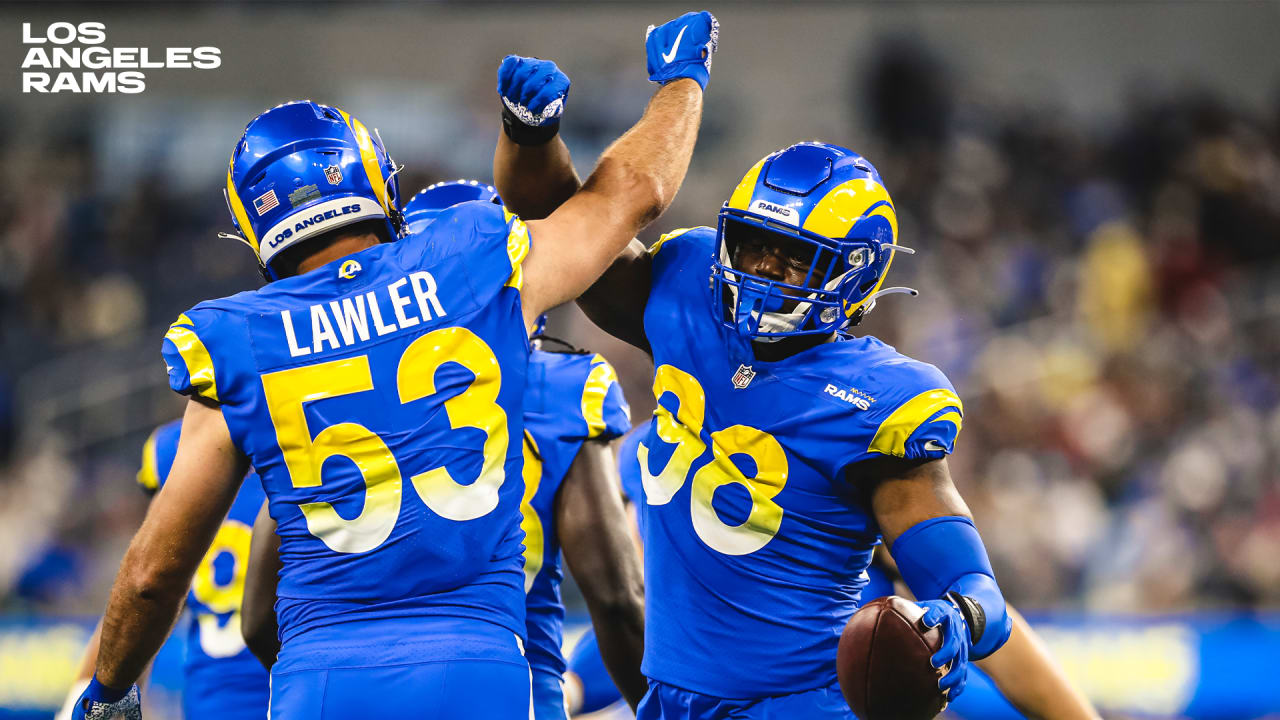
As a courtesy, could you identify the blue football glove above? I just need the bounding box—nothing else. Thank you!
[919,598,971,701]
[497,55,570,145]
[645,11,719,90]
[70,677,142,720]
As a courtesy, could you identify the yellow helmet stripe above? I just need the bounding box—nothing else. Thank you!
[801,179,897,239]
[727,158,768,211]
[136,427,161,491]
[165,313,220,402]
[338,109,389,213]
[225,161,260,255]
[841,200,900,318]
[868,389,963,457]
[581,354,620,439]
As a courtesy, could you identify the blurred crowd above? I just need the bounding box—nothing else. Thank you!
[2,37,1279,616]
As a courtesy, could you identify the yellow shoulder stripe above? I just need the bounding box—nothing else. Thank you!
[165,313,219,402]
[868,389,962,457]
[648,227,697,257]
[505,215,531,290]
[519,429,544,592]
[581,354,622,439]
[136,428,160,491]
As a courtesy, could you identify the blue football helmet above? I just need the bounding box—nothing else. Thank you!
[224,101,403,280]
[711,142,915,340]
[403,180,502,234]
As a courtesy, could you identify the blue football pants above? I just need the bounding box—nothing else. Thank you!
[270,658,531,719]
[637,679,854,720]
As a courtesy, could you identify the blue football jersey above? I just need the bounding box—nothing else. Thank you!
[161,201,534,657]
[521,347,630,684]
[137,422,269,719]
[615,426,647,536]
[638,227,964,698]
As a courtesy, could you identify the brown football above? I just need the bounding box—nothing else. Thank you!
[836,595,947,720]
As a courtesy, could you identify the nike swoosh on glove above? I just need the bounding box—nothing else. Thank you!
[645,11,719,90]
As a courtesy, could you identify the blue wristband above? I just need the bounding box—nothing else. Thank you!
[84,675,130,704]
[890,516,1012,659]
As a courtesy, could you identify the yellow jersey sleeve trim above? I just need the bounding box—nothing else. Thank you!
[648,227,697,257]
[505,216,531,290]
[165,313,220,403]
[868,389,963,457]
[136,428,160,492]
[581,353,622,439]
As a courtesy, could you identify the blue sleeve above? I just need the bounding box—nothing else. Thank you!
[136,420,182,493]
[864,361,962,461]
[581,354,631,442]
[161,308,223,403]
[406,200,529,303]
[891,516,1012,659]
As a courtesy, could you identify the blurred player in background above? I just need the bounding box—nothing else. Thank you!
[496,43,1014,719]
[57,420,269,720]
[69,10,712,718]
[239,181,649,720]
[569,428,1100,720]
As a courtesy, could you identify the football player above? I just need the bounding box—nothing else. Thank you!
[70,11,716,719]
[58,420,268,720]
[238,181,649,720]
[495,54,1015,719]
[571,429,1101,720]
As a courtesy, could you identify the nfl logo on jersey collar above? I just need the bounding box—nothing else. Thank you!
[731,363,756,389]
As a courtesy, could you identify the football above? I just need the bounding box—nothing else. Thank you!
[837,596,947,720]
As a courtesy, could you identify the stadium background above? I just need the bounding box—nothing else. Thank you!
[2,2,1280,718]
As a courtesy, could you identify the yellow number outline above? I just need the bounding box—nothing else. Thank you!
[262,327,509,554]
[642,364,791,555]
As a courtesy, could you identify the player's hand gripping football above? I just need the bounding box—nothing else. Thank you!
[70,678,142,720]
[918,598,972,701]
[497,55,570,145]
[645,10,719,90]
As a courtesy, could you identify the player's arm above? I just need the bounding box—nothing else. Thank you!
[77,396,249,711]
[874,548,1098,719]
[491,54,580,222]
[517,11,717,327]
[241,501,281,670]
[492,53,667,351]
[863,456,1012,700]
[975,608,1100,720]
[555,439,647,711]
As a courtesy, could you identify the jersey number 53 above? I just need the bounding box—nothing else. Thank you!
[261,327,510,554]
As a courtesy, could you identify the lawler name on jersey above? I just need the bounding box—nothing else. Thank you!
[520,347,630,681]
[161,201,534,649]
[638,226,963,698]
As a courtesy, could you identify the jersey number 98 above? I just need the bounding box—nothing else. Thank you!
[639,364,789,555]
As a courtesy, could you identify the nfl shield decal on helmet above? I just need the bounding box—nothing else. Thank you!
[732,363,756,389]
[324,164,343,186]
